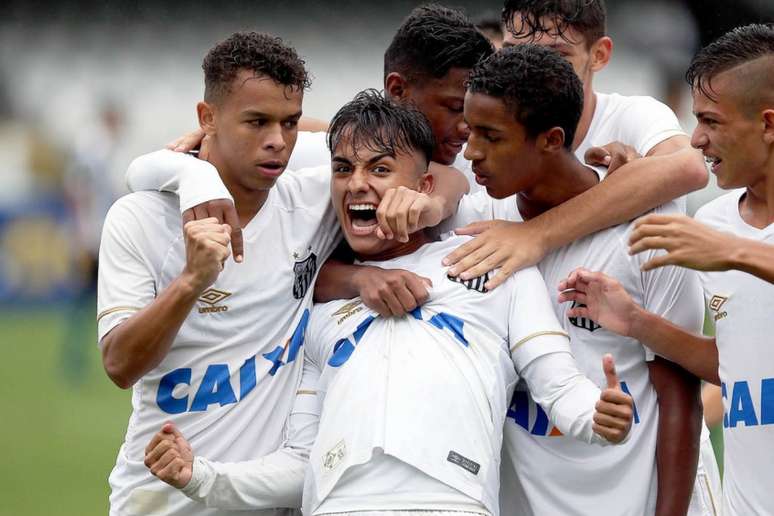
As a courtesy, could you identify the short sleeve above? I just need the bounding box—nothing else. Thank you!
[506,266,571,370]
[618,97,685,156]
[436,191,520,235]
[288,132,331,171]
[96,197,160,345]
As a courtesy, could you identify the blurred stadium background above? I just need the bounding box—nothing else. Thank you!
[1,1,771,514]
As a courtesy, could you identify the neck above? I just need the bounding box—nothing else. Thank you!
[572,87,597,150]
[739,160,774,228]
[208,145,270,227]
[516,151,600,221]
[356,231,433,262]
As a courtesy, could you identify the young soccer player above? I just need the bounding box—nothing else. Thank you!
[559,24,774,515]
[144,90,634,516]
[97,32,341,515]
[437,44,717,516]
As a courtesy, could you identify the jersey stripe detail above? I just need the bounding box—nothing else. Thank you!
[510,330,569,352]
[97,306,143,322]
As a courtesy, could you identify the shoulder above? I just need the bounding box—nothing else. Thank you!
[104,191,179,228]
[288,131,330,171]
[695,190,743,228]
[273,164,332,212]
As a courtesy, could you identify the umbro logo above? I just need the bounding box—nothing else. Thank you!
[447,272,489,293]
[568,301,600,332]
[332,300,364,325]
[709,294,728,321]
[198,288,231,314]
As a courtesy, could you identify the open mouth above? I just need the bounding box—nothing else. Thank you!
[256,161,285,178]
[347,203,379,235]
[704,155,722,173]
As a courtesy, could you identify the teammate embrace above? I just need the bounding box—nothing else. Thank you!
[97,1,774,515]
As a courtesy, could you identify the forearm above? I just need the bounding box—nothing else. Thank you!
[729,238,774,283]
[521,348,606,446]
[313,260,367,303]
[427,162,469,221]
[181,447,306,510]
[101,275,200,388]
[535,148,706,254]
[630,309,720,384]
[650,358,702,516]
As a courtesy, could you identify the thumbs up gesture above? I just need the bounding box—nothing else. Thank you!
[593,354,634,444]
[144,422,194,488]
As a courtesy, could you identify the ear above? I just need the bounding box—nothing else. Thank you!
[197,101,217,136]
[419,170,435,195]
[385,72,410,101]
[763,109,774,145]
[541,127,566,153]
[588,36,612,73]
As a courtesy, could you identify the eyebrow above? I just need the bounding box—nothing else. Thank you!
[332,152,394,166]
[242,110,303,119]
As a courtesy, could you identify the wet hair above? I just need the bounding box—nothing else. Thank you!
[384,4,494,84]
[501,0,606,47]
[686,23,774,101]
[467,44,583,148]
[328,89,435,165]
[203,31,310,103]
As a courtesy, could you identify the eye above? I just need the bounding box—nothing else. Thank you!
[333,164,351,174]
[372,165,391,174]
[283,119,299,129]
[485,133,500,143]
[447,105,464,114]
[250,118,268,127]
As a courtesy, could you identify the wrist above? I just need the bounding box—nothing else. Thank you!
[628,305,653,340]
[177,270,209,299]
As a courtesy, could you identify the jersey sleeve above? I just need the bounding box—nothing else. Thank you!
[287,131,331,171]
[180,353,321,510]
[619,97,685,156]
[506,266,571,369]
[96,196,159,345]
[435,191,520,235]
[125,149,232,213]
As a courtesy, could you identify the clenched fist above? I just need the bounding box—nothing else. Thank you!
[182,217,232,293]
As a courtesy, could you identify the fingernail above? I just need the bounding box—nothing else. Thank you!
[448,267,457,276]
[236,255,243,263]
[460,272,470,280]
[442,258,450,266]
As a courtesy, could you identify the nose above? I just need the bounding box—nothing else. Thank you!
[464,137,483,161]
[690,126,708,150]
[456,117,470,141]
[348,169,369,194]
[263,123,286,152]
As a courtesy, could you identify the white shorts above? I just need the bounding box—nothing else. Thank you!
[687,428,723,516]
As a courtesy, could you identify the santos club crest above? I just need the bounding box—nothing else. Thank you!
[292,247,317,299]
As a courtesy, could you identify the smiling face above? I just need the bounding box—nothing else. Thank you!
[203,70,303,194]
[691,69,771,190]
[330,133,432,256]
[463,91,543,199]
[401,67,471,165]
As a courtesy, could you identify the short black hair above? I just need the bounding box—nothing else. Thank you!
[328,89,435,166]
[467,44,583,148]
[384,4,494,83]
[203,31,310,103]
[686,23,774,101]
[502,0,606,47]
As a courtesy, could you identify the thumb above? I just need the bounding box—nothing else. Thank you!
[603,353,620,389]
[455,221,493,236]
[584,146,612,166]
[162,422,184,438]
[421,276,433,289]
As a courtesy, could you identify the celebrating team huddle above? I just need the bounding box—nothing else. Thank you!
[96,1,774,515]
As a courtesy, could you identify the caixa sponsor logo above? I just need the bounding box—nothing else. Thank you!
[155,310,309,414]
[507,381,640,436]
[722,378,774,428]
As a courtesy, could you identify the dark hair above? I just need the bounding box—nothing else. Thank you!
[467,44,583,148]
[686,23,774,100]
[501,0,606,47]
[384,4,494,83]
[328,89,435,165]
[474,10,504,40]
[203,31,310,103]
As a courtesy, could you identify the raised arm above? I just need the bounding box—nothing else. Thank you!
[558,268,720,384]
[445,136,708,289]
[99,217,231,388]
[145,355,321,510]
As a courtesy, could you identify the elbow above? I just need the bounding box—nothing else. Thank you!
[101,338,136,390]
[680,153,709,192]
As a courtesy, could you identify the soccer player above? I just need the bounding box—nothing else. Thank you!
[444,0,709,289]
[558,24,774,515]
[97,32,342,515]
[437,44,717,515]
[144,89,634,516]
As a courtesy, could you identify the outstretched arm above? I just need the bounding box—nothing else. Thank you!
[445,136,708,289]
[558,268,720,384]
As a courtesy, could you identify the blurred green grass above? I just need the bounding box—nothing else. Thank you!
[0,306,130,516]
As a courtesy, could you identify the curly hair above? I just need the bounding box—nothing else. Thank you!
[203,32,310,103]
[328,89,435,166]
[686,23,774,101]
[467,44,583,148]
[501,0,606,48]
[384,4,494,83]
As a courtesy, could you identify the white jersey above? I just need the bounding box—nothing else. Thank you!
[302,236,609,516]
[446,194,717,515]
[98,159,340,516]
[288,131,331,171]
[695,190,774,515]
